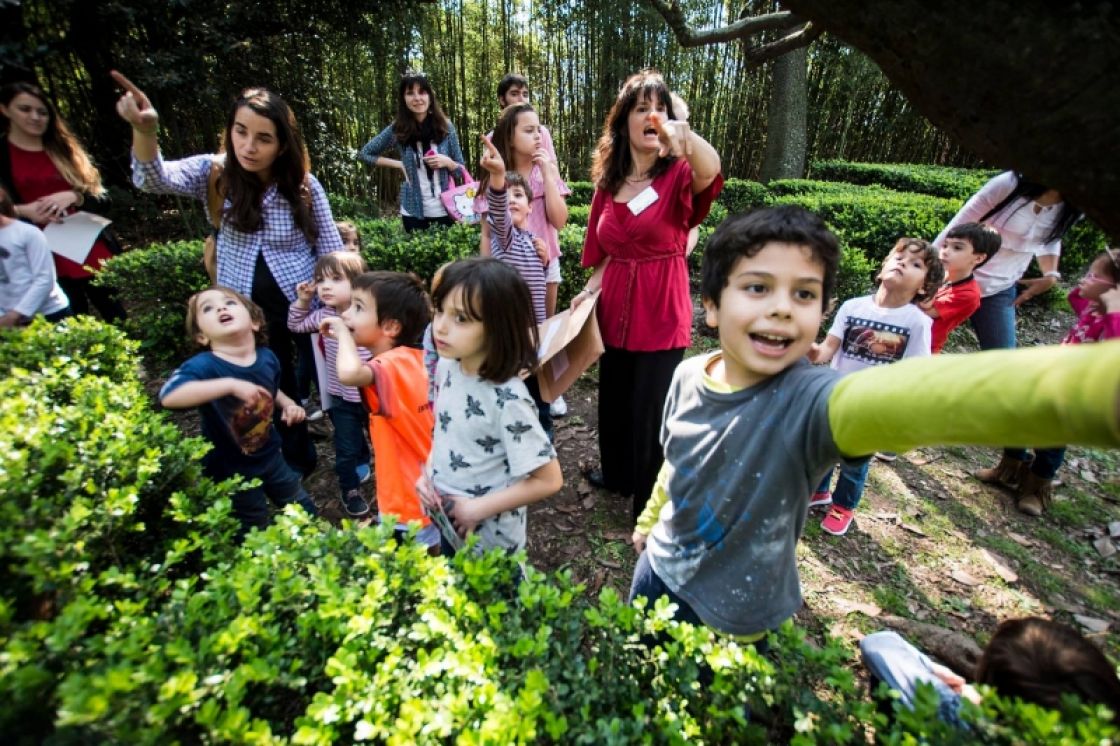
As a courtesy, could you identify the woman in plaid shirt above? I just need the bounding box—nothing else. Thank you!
[114,71,342,475]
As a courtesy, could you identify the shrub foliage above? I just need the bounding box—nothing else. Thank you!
[2,318,1115,743]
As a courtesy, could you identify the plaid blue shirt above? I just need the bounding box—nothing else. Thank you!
[132,153,342,300]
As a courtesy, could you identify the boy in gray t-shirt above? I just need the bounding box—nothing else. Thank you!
[629,206,1120,640]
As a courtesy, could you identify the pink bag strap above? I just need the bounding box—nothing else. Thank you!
[443,165,476,191]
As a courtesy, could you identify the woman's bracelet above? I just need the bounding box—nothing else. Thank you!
[1042,271,1061,280]
[132,123,159,136]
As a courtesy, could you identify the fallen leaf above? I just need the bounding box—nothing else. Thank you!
[595,557,621,570]
[906,452,941,466]
[834,598,882,617]
[1093,537,1116,558]
[950,569,981,587]
[580,494,598,511]
[1074,614,1111,634]
[980,549,1018,583]
[1008,532,1034,547]
[554,503,580,514]
[1082,469,1099,484]
[900,523,927,537]
[575,483,592,497]
[554,520,579,534]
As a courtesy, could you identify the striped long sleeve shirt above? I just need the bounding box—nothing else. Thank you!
[487,186,546,323]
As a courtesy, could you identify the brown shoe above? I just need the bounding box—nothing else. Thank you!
[975,454,1028,488]
[1016,469,1052,517]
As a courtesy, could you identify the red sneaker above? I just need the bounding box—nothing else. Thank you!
[821,505,854,536]
[808,491,833,510]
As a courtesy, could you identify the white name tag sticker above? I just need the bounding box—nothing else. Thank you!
[627,186,659,215]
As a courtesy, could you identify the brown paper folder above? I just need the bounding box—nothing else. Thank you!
[533,290,604,403]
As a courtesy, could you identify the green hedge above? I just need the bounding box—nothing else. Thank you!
[3,318,1116,744]
[810,160,999,201]
[0,318,241,744]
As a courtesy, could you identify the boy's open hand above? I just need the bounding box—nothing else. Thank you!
[478,135,505,177]
[228,380,270,406]
[650,112,692,159]
[532,237,549,266]
[280,403,306,426]
[296,280,317,303]
[111,70,159,130]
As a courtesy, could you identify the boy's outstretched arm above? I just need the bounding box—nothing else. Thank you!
[160,377,268,410]
[829,341,1120,457]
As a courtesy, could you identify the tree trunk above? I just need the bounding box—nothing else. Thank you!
[758,45,808,184]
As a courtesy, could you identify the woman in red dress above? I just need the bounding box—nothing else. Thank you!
[574,71,723,519]
[0,82,125,320]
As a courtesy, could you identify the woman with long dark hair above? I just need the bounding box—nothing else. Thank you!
[114,71,342,475]
[0,81,126,320]
[573,69,723,520]
[358,73,466,232]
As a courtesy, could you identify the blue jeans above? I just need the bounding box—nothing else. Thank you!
[1005,446,1067,479]
[328,399,371,495]
[817,456,872,511]
[229,450,317,540]
[860,631,964,727]
[969,285,1018,350]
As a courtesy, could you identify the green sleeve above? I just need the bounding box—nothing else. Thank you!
[635,461,671,535]
[829,342,1120,457]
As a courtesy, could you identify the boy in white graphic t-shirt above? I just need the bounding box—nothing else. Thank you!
[807,238,944,535]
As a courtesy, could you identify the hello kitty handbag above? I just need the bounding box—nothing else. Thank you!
[440,166,481,224]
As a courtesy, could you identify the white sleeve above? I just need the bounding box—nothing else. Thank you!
[934,171,1017,246]
[12,225,56,318]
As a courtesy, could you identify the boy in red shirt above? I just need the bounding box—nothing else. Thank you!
[321,271,438,550]
[926,223,1000,353]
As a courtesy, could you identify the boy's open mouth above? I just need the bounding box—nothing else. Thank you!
[750,332,793,350]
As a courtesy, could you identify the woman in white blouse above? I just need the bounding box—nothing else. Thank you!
[934,171,1081,350]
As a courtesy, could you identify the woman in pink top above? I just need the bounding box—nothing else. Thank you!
[573,70,723,520]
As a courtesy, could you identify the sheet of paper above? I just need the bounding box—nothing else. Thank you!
[550,349,569,381]
[42,211,112,265]
[537,315,563,360]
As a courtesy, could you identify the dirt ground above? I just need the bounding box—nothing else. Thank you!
[160,295,1120,668]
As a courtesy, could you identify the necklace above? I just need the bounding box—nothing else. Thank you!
[625,172,651,183]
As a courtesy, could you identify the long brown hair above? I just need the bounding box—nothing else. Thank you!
[0,82,105,198]
[392,73,449,147]
[590,69,680,196]
[477,102,535,196]
[218,88,316,243]
[975,617,1120,719]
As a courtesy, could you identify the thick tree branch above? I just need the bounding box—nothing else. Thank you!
[646,0,800,47]
[742,22,823,66]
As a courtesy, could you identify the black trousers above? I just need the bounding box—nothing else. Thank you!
[57,276,126,322]
[401,215,455,233]
[597,345,685,521]
[252,255,317,476]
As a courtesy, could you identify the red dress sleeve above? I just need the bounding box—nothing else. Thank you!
[669,161,724,229]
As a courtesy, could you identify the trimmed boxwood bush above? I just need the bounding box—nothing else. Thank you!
[718,179,770,214]
[810,160,998,201]
[0,318,240,744]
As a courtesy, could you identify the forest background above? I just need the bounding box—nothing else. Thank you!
[2,0,982,232]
